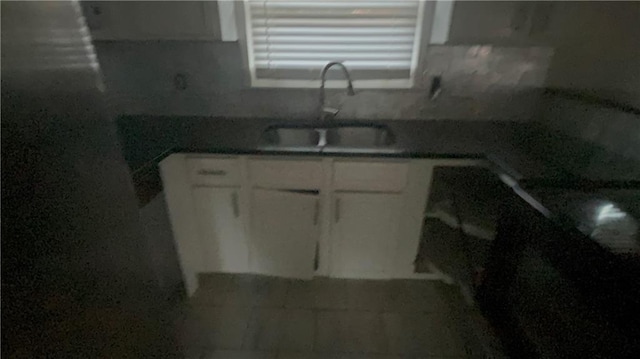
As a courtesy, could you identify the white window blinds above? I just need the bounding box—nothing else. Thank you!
[244,0,425,88]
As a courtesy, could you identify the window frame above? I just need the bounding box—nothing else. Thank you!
[238,0,433,89]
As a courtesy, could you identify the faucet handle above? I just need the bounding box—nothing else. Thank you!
[322,106,340,120]
[314,128,328,147]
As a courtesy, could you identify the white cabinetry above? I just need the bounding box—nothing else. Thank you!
[160,154,472,296]
[250,189,320,279]
[333,160,408,192]
[192,187,247,273]
[160,155,248,296]
[331,193,403,279]
[249,159,323,190]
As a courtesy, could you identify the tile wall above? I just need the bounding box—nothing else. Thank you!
[95,41,553,121]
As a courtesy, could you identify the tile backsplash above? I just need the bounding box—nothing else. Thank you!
[95,41,553,120]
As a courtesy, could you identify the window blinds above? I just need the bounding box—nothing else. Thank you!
[244,0,424,87]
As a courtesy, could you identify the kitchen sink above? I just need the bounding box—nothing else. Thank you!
[260,124,396,150]
[261,126,320,148]
[326,125,395,147]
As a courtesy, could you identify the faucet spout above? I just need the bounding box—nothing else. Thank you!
[319,62,355,121]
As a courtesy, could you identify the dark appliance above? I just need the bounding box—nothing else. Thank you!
[479,186,640,358]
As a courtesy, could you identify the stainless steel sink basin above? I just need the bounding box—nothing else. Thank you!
[326,126,395,147]
[261,127,320,147]
[261,124,396,151]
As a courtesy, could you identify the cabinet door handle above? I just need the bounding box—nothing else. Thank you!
[231,191,239,217]
[313,199,320,225]
[198,169,227,176]
[314,242,319,271]
[335,198,340,223]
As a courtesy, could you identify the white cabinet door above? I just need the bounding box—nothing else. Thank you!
[331,192,403,279]
[250,189,320,279]
[192,187,249,273]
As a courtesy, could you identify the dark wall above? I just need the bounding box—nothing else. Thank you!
[1,2,178,356]
[543,1,640,108]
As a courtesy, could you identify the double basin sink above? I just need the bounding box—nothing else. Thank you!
[261,124,396,152]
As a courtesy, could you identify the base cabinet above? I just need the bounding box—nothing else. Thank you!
[330,192,403,279]
[192,187,248,273]
[250,189,320,279]
[161,154,483,296]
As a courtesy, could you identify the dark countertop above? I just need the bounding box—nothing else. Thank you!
[118,116,553,183]
[117,116,640,195]
[117,116,510,166]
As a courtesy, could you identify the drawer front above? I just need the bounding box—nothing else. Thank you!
[333,161,409,192]
[187,157,240,186]
[249,159,323,189]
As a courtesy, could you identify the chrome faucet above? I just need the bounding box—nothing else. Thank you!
[318,62,355,121]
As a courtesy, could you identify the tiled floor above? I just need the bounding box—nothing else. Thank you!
[177,274,472,359]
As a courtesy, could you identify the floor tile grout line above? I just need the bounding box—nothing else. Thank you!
[273,305,288,359]
[312,308,318,354]
[240,304,259,351]
[379,309,390,355]
[281,279,291,310]
[273,278,290,359]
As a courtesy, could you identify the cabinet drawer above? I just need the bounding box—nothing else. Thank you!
[333,161,408,192]
[187,157,240,186]
[249,159,323,189]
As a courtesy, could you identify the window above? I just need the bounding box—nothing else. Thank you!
[243,0,426,88]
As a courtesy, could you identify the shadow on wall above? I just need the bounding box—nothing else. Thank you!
[543,1,640,109]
